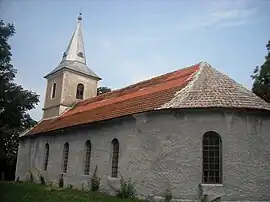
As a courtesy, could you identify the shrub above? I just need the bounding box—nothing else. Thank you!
[90,165,101,192]
[59,174,64,188]
[116,176,136,199]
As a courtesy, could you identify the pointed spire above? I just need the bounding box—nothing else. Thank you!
[61,12,86,64]
[44,13,101,80]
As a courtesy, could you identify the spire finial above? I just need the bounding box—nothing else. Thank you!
[78,12,82,21]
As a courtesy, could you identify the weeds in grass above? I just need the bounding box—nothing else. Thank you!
[90,165,101,192]
[116,176,136,199]
[0,181,148,202]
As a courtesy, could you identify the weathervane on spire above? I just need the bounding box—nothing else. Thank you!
[78,12,82,21]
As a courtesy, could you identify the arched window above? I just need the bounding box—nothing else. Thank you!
[84,140,91,175]
[63,142,69,173]
[202,131,222,184]
[76,84,84,99]
[51,82,56,98]
[111,138,119,178]
[44,143,49,171]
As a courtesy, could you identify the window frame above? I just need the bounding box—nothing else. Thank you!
[62,142,69,174]
[202,131,222,184]
[76,83,84,99]
[44,143,49,171]
[51,82,56,99]
[84,140,91,175]
[111,138,119,178]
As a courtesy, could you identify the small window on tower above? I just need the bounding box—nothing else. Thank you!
[77,52,84,58]
[51,83,56,99]
[76,83,84,99]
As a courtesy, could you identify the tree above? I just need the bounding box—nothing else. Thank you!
[97,86,112,96]
[251,40,270,103]
[0,20,39,179]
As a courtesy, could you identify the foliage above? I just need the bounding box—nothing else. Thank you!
[0,182,148,202]
[0,20,39,180]
[67,184,73,189]
[90,165,101,192]
[59,174,64,188]
[116,176,136,199]
[164,187,172,202]
[251,40,270,103]
[97,86,112,96]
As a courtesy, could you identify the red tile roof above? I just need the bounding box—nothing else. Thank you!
[25,62,270,136]
[27,63,200,135]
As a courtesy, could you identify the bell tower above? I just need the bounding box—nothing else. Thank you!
[42,13,101,119]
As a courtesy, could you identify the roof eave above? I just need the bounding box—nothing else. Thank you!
[44,67,102,81]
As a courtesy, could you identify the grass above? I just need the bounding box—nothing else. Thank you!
[0,181,148,202]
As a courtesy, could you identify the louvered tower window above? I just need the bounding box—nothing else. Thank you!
[51,83,56,98]
[76,84,84,99]
[77,52,84,58]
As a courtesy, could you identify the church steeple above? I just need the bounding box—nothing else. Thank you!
[44,13,101,80]
[61,13,86,64]
[42,13,101,119]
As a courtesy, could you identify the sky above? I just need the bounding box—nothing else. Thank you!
[1,0,270,121]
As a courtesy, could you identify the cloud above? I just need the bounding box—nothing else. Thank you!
[211,8,256,20]
[176,1,257,30]
[95,1,259,88]
[97,0,258,49]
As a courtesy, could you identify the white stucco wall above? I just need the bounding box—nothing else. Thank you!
[16,109,270,201]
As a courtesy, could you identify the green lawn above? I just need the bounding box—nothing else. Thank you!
[0,182,148,202]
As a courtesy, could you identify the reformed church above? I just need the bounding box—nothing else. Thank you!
[16,14,270,201]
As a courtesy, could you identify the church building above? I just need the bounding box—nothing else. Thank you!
[16,14,270,201]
